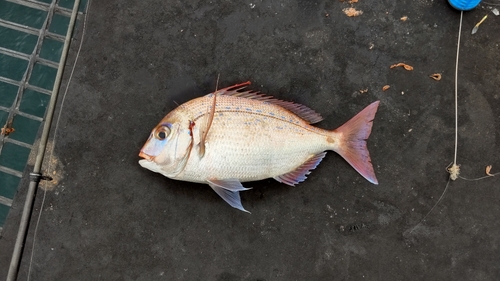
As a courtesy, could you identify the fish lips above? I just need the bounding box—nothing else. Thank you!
[138,151,154,161]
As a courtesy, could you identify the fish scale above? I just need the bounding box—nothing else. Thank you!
[139,82,380,212]
[180,107,328,183]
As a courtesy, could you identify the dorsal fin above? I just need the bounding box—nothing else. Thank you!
[214,81,324,124]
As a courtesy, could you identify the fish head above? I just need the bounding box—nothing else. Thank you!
[138,112,194,178]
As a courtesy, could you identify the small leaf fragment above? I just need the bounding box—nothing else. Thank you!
[1,122,15,136]
[486,165,494,176]
[430,73,442,81]
[343,7,363,17]
[390,63,413,71]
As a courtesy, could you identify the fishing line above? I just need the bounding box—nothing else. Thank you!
[459,174,499,180]
[27,0,91,279]
[408,9,498,234]
[449,10,463,179]
[407,11,459,234]
[408,11,464,233]
[446,8,499,181]
[482,1,500,6]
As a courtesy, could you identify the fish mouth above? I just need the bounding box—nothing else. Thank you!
[139,151,154,161]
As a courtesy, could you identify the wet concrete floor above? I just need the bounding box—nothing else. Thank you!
[1,0,500,280]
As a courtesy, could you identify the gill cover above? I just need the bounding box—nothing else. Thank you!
[140,122,193,178]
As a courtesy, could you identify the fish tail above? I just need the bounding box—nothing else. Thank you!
[331,101,380,184]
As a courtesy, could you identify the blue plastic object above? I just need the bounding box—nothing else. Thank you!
[448,0,482,10]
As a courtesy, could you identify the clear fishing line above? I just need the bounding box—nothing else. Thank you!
[27,1,91,279]
[408,11,465,234]
[409,9,499,234]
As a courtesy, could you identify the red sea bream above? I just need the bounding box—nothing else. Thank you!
[139,82,380,212]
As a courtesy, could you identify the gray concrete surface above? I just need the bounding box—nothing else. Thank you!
[1,0,500,280]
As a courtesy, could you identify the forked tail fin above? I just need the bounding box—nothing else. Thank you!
[333,101,380,184]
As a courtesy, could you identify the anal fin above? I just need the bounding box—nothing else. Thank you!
[274,152,327,186]
[207,179,251,213]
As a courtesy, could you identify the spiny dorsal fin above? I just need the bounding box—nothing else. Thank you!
[214,82,324,124]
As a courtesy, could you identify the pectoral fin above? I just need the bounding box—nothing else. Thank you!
[208,179,251,213]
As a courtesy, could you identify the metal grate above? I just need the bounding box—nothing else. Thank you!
[0,0,85,232]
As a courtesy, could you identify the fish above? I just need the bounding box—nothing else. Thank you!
[139,81,380,212]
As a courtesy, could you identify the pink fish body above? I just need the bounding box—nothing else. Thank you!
[139,82,379,212]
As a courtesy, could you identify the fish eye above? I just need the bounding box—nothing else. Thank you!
[154,126,170,140]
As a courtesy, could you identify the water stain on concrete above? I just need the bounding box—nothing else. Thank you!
[27,139,63,191]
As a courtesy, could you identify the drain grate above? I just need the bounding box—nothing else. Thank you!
[0,0,86,232]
